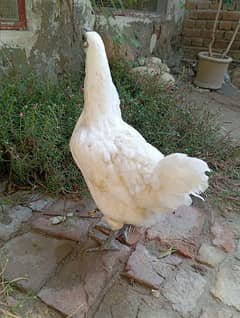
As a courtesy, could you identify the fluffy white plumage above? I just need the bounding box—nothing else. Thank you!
[70,31,210,231]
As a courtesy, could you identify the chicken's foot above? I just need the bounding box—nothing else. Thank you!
[87,229,120,252]
[86,224,131,252]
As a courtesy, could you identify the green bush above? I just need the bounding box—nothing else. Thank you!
[0,61,239,196]
[0,73,85,192]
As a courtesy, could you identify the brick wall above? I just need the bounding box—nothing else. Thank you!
[183,0,240,61]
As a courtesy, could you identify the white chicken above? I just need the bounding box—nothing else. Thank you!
[70,30,210,249]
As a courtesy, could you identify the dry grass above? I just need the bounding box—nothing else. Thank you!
[0,254,27,318]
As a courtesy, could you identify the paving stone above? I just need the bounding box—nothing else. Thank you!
[124,243,182,289]
[147,206,206,258]
[211,258,240,311]
[0,232,74,292]
[162,267,207,316]
[28,196,55,211]
[31,216,92,243]
[0,205,32,241]
[196,242,227,267]
[42,196,97,216]
[200,306,234,318]
[95,278,180,318]
[38,243,130,318]
[211,221,234,252]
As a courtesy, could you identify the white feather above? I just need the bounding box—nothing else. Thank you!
[70,31,210,230]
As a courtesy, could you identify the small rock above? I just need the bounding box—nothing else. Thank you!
[0,232,74,292]
[151,289,160,298]
[211,221,234,252]
[144,57,171,74]
[131,66,161,77]
[196,243,227,267]
[211,258,240,311]
[159,72,175,85]
[138,56,145,66]
[50,215,66,225]
[0,205,32,241]
[162,267,207,316]
[131,57,175,87]
[124,243,181,289]
[145,56,162,66]
[147,206,206,258]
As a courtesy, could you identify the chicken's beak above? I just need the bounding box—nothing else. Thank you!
[82,26,92,33]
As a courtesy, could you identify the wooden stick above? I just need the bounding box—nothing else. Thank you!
[208,0,223,57]
[222,17,240,58]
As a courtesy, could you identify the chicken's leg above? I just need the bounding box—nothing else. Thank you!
[86,224,131,252]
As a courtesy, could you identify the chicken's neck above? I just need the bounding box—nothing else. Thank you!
[82,46,121,123]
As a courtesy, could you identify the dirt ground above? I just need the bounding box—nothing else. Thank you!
[186,83,240,140]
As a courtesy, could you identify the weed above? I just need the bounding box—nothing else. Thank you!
[0,253,27,318]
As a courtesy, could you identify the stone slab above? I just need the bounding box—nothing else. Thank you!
[28,196,55,211]
[42,196,97,217]
[200,306,235,318]
[162,267,207,316]
[211,221,234,252]
[0,232,74,292]
[38,243,130,318]
[0,205,32,241]
[31,216,92,243]
[95,278,180,318]
[147,206,206,258]
[211,258,240,311]
[124,243,182,289]
[196,242,227,267]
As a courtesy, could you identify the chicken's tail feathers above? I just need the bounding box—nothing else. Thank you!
[154,153,210,209]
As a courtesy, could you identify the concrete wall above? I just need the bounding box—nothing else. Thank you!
[96,1,185,69]
[183,0,240,61]
[0,0,185,78]
[0,0,94,80]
